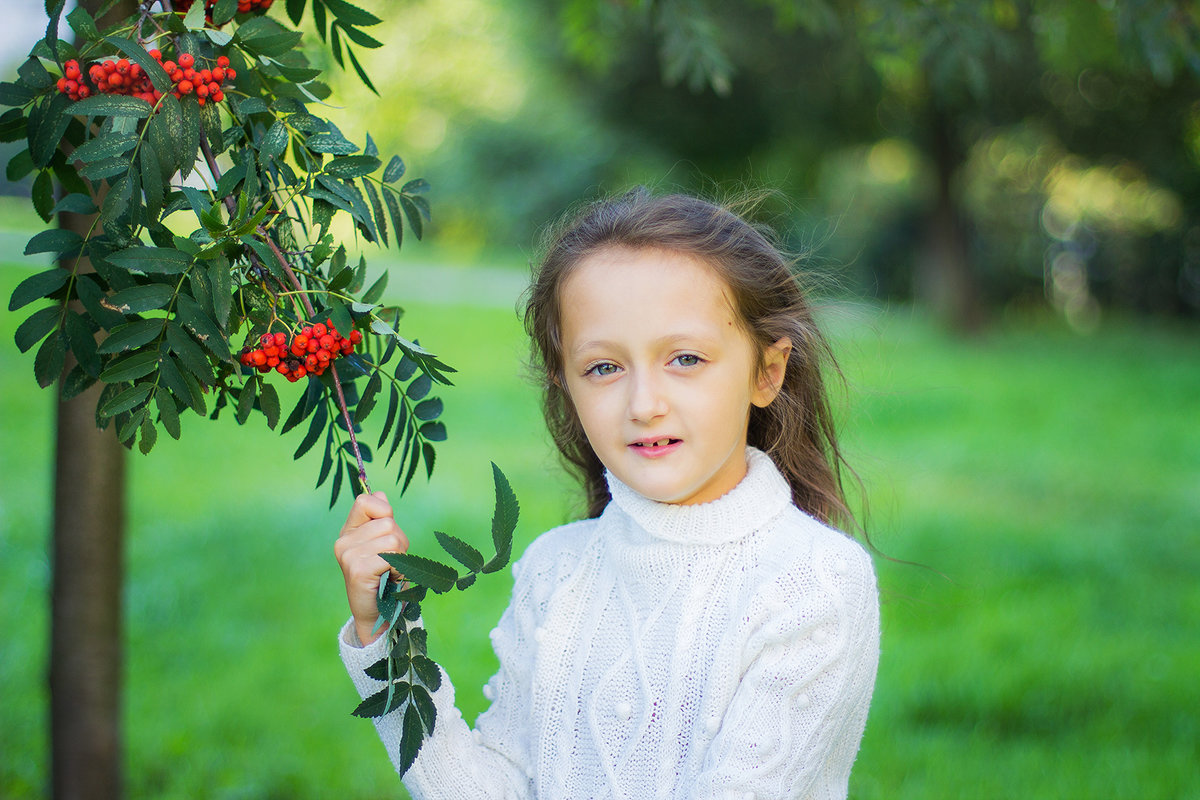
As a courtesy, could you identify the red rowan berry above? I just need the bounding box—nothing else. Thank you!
[78,86,90,98]
[349,330,363,344]
[217,55,230,68]
[226,67,236,79]
[178,53,194,69]
[211,89,224,102]
[65,62,80,80]
[178,80,193,94]
[312,323,327,338]
[273,332,286,346]
[196,84,209,98]
[163,60,177,73]
[102,60,116,74]
[57,77,67,93]
[149,49,162,60]
[252,350,267,366]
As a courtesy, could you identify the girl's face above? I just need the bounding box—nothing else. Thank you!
[558,247,789,506]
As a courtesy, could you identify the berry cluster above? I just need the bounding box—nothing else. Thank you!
[174,0,275,25]
[56,51,235,107]
[239,322,364,383]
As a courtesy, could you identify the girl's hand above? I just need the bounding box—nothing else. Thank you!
[335,491,410,646]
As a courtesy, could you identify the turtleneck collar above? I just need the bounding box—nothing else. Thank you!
[604,447,793,545]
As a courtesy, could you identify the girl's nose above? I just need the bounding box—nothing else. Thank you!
[626,370,668,422]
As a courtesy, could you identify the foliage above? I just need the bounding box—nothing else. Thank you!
[2,0,516,771]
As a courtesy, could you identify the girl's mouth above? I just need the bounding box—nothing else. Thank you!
[629,437,681,456]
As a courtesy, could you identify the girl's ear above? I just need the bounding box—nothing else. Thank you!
[751,337,791,408]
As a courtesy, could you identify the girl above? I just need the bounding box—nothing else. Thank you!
[335,190,880,799]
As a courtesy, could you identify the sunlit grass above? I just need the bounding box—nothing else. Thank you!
[1,256,1197,799]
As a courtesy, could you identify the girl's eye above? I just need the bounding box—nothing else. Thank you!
[672,354,702,367]
[585,362,620,377]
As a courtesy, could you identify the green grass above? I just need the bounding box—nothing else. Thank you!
[1,254,1198,799]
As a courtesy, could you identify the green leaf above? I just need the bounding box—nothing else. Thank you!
[381,155,404,183]
[412,397,442,421]
[212,0,237,26]
[236,377,255,425]
[411,683,436,735]
[235,17,304,58]
[28,92,73,168]
[325,154,380,179]
[364,180,387,248]
[109,246,192,275]
[282,377,321,433]
[0,81,35,108]
[140,142,164,220]
[34,329,65,388]
[323,0,382,27]
[24,228,82,258]
[378,553,457,594]
[6,148,33,182]
[70,93,152,120]
[258,381,281,429]
[294,399,328,459]
[9,268,68,311]
[183,0,206,30]
[15,305,61,353]
[259,119,288,161]
[307,130,357,155]
[397,703,424,776]
[406,373,431,401]
[206,258,232,328]
[483,463,519,574]
[352,685,393,719]
[165,321,211,382]
[100,348,160,382]
[380,187,407,250]
[32,170,55,222]
[363,270,388,305]
[98,383,152,417]
[236,96,269,116]
[73,132,138,164]
[76,274,125,330]
[354,370,382,424]
[61,364,97,401]
[434,530,484,573]
[419,421,446,441]
[138,411,158,454]
[286,0,306,25]
[176,295,230,359]
[66,6,100,41]
[160,354,205,414]
[106,283,174,314]
[338,22,383,49]
[51,192,97,216]
[410,654,441,691]
[156,390,181,438]
[18,56,53,90]
[344,45,378,95]
[98,318,163,354]
[179,97,201,180]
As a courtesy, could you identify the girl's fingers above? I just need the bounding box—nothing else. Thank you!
[340,490,393,532]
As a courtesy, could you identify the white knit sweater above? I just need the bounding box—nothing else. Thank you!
[340,448,879,800]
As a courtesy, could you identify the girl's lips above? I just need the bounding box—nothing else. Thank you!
[628,437,681,457]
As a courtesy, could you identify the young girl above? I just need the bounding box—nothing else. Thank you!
[334,190,880,799]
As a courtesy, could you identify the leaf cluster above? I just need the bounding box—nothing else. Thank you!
[353,463,519,774]
[4,0,437,506]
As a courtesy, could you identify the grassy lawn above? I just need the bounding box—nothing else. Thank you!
[1,241,1197,798]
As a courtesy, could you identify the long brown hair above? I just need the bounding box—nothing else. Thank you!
[524,189,862,536]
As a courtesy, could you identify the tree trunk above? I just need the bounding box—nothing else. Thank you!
[916,101,986,333]
[49,3,133,797]
[50,365,127,800]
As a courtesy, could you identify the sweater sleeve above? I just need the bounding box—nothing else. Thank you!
[338,545,554,800]
[691,537,880,800]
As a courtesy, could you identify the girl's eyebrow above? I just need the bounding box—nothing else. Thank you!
[568,332,719,358]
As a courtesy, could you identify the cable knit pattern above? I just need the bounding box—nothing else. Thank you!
[340,448,879,799]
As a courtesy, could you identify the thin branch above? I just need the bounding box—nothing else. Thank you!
[198,126,372,494]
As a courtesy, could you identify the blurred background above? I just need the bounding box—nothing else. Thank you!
[2,0,1198,798]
